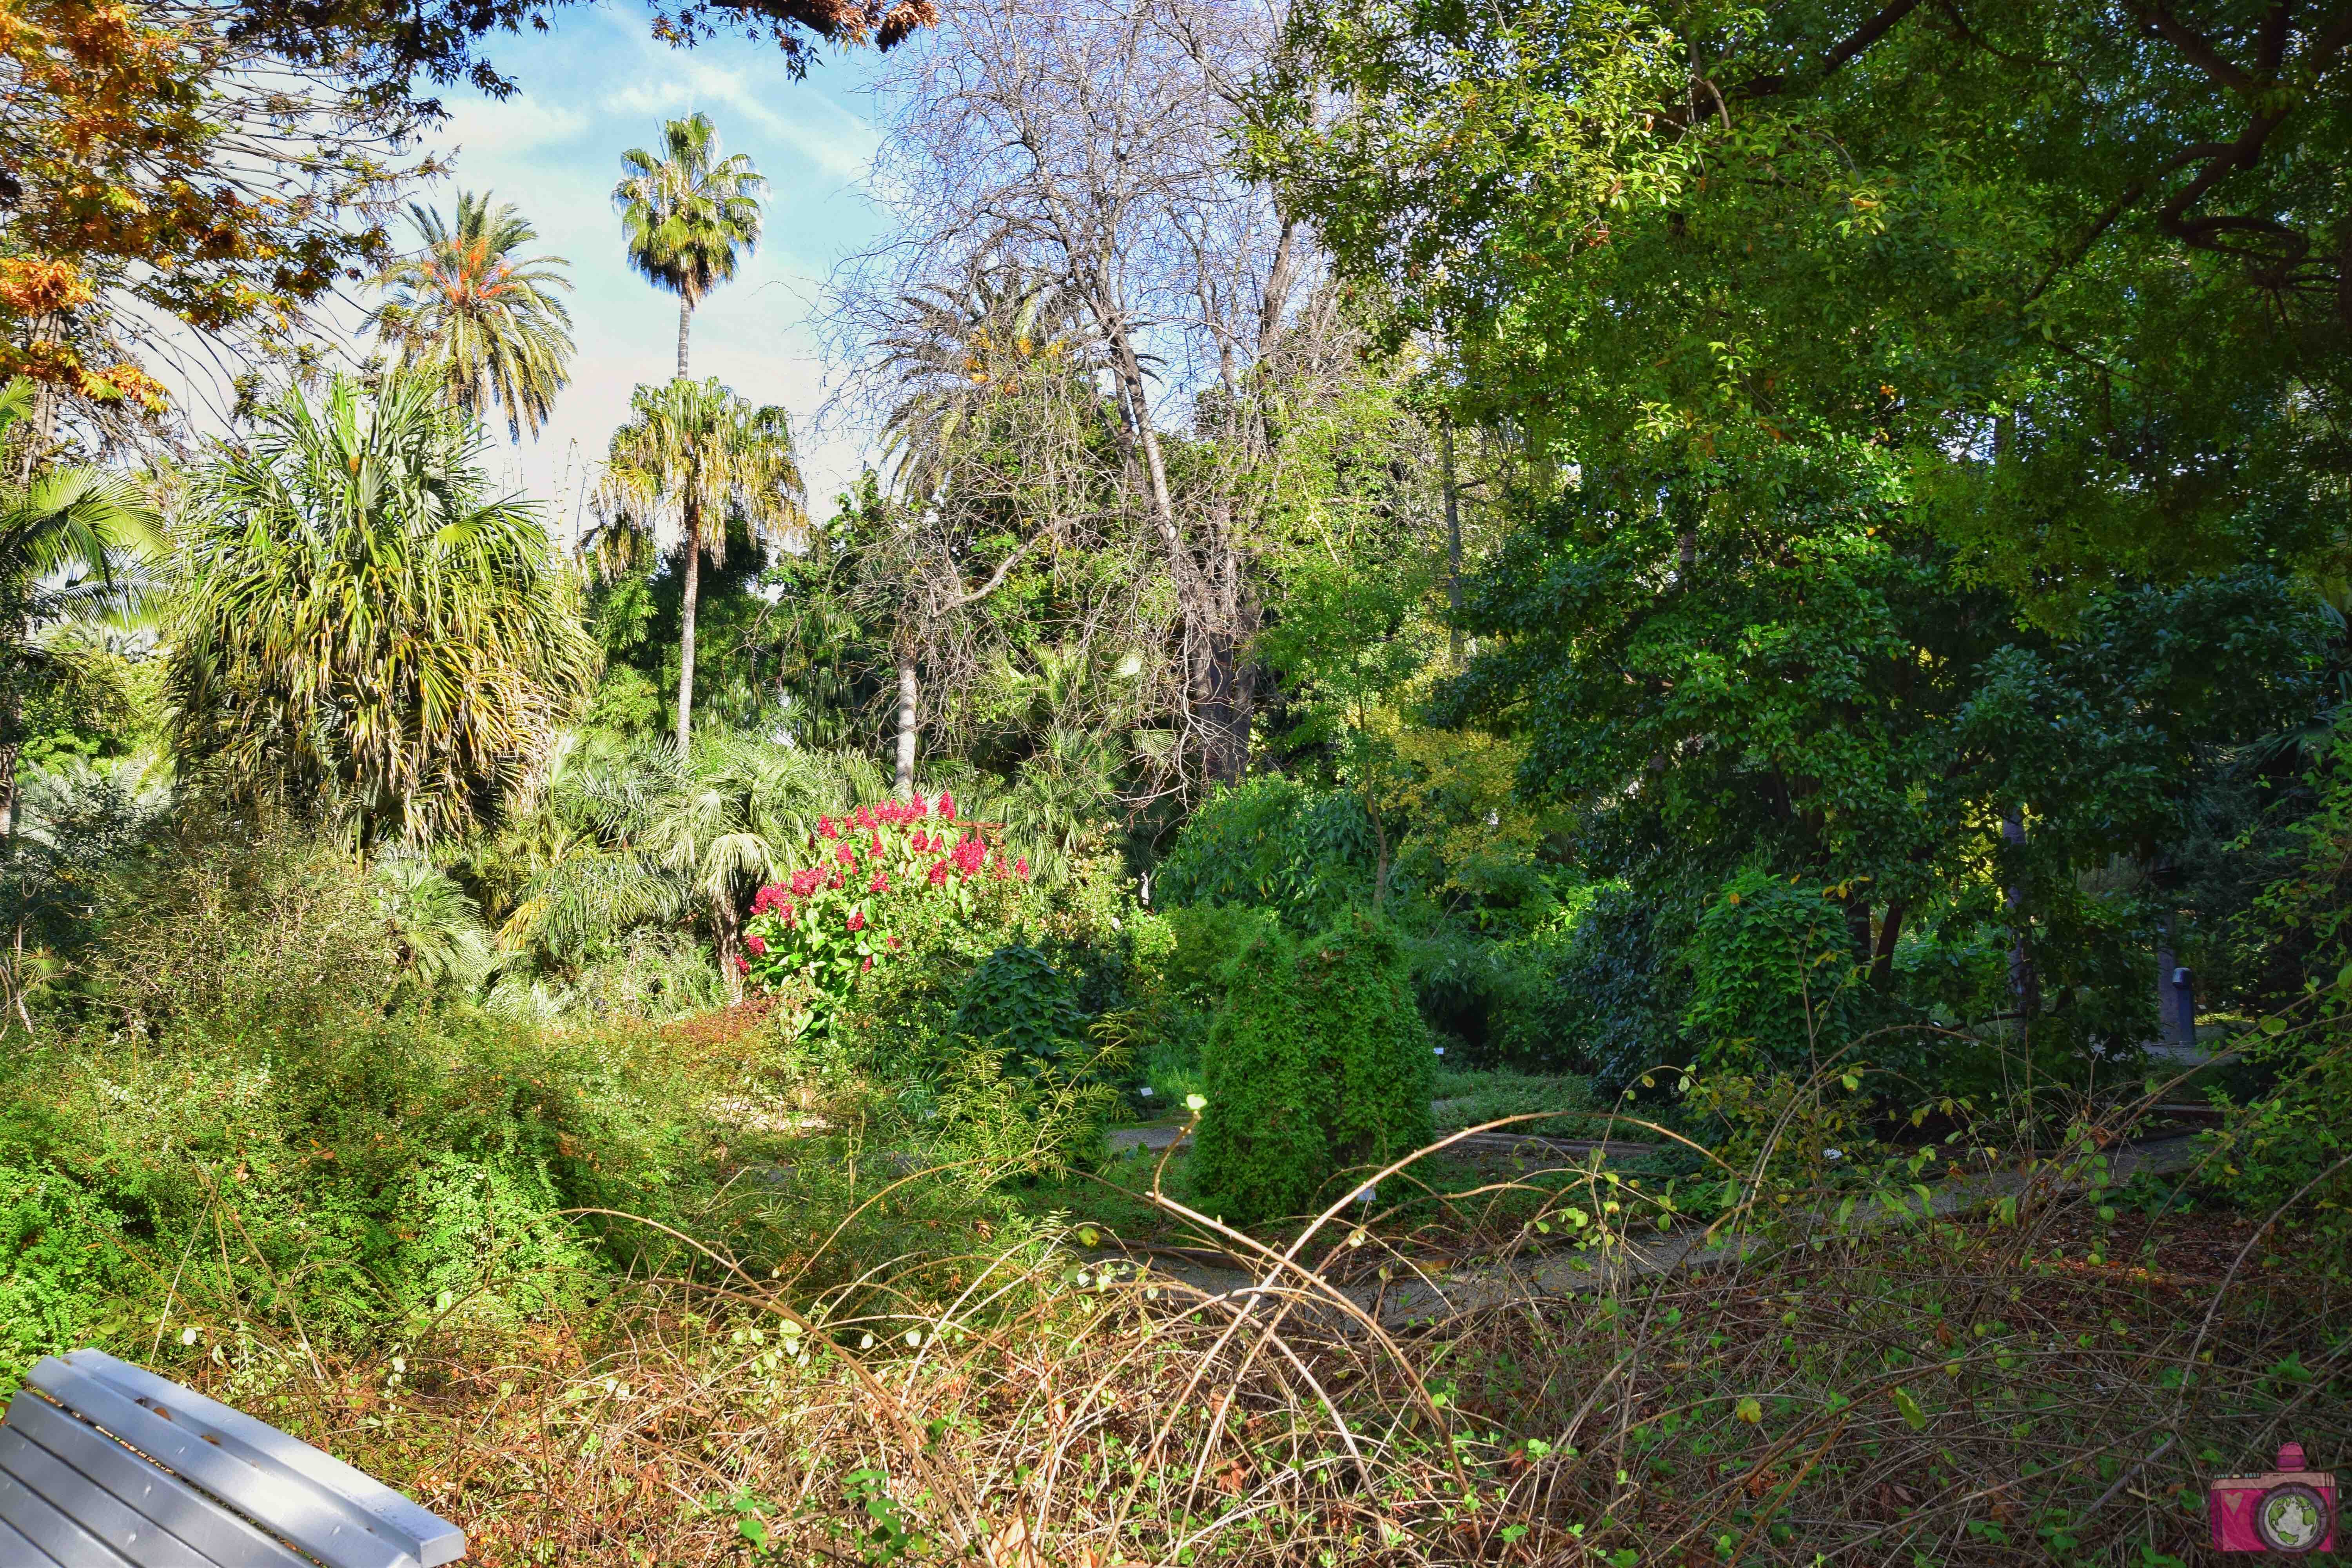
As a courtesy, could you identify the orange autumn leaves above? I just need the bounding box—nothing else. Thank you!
[0,0,404,410]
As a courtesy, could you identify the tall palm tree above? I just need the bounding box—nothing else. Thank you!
[169,372,599,846]
[593,378,806,754]
[0,377,159,842]
[613,115,766,381]
[370,192,577,441]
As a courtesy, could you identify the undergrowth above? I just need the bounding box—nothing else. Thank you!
[56,1068,2350,1568]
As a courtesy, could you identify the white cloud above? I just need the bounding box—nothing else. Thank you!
[602,65,879,184]
[440,93,590,159]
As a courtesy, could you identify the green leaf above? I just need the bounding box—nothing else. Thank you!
[1891,1385,1927,1431]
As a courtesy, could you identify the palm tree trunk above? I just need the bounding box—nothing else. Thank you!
[715,889,743,1003]
[895,650,918,797]
[676,297,694,381]
[18,317,60,486]
[677,512,701,755]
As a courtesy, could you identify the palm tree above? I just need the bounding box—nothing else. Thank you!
[371,192,577,441]
[0,377,159,842]
[370,853,500,994]
[169,372,599,846]
[877,263,1097,501]
[474,731,880,997]
[613,115,766,381]
[593,378,806,754]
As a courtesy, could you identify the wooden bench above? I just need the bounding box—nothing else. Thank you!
[0,1348,463,1566]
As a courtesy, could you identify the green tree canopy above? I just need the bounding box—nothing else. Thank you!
[1254,0,2352,609]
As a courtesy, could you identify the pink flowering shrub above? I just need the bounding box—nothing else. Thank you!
[740,792,1033,1044]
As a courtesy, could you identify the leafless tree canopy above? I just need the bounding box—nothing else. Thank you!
[831,0,1344,802]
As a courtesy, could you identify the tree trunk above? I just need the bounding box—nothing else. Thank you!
[676,508,701,756]
[895,650,918,796]
[0,737,17,845]
[676,296,694,381]
[2002,809,2038,1017]
[1442,422,1464,667]
[1109,325,1178,545]
[1201,632,1251,785]
[715,890,744,1003]
[1870,900,1907,991]
[18,316,61,485]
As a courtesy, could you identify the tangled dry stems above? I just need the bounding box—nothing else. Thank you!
[150,1085,2347,1567]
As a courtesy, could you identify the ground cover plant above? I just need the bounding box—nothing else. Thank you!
[29,1065,2340,1568]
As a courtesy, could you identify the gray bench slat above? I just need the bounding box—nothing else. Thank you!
[0,1508,72,1567]
[4,1393,314,1568]
[22,1361,417,1568]
[67,1351,463,1568]
[0,1453,140,1567]
[0,1426,219,1567]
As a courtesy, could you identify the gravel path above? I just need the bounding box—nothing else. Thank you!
[1089,1131,2211,1330]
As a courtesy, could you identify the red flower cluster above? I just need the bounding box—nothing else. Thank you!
[856,794,956,826]
[733,955,751,975]
[740,796,1027,1016]
[949,834,986,875]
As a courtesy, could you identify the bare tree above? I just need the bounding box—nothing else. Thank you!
[837,0,1325,795]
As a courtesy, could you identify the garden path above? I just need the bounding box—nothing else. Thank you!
[1090,1131,2210,1330]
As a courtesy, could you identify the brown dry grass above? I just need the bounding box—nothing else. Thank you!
[157,1108,2346,1568]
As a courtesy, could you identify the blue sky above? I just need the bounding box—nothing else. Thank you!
[392,2,894,532]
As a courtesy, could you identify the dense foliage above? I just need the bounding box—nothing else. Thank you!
[1189,909,1436,1226]
[167,374,597,844]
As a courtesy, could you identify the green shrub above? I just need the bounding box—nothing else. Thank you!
[1408,924,1543,1065]
[1531,883,1686,1095]
[0,1163,140,1387]
[1682,867,1866,1076]
[951,945,1087,1076]
[1154,776,1376,927]
[1189,911,1436,1227]
[0,828,727,1365]
[389,1152,595,1326]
